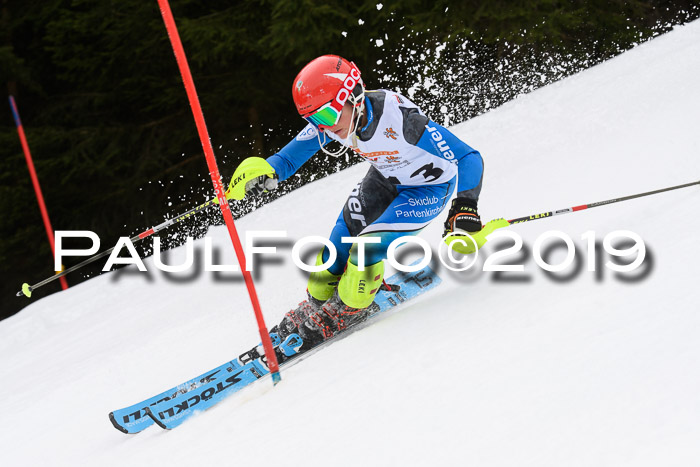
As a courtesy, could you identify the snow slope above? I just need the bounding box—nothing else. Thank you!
[2,20,699,467]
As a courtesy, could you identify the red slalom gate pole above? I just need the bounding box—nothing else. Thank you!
[156,0,281,384]
[9,95,69,292]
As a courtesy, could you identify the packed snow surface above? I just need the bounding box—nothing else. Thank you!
[2,20,699,467]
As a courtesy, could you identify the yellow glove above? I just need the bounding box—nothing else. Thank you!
[220,157,278,202]
[443,218,510,255]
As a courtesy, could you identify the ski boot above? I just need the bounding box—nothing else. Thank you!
[298,290,379,348]
[299,258,384,347]
[275,292,325,339]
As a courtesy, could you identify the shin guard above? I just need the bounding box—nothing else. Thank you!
[337,260,384,309]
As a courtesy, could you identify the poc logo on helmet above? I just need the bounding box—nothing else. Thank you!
[335,66,361,109]
[426,126,455,160]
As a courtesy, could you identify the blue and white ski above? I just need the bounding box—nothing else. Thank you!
[110,265,440,433]
[109,335,283,434]
[108,360,243,433]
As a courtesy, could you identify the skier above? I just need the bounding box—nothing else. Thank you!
[230,55,484,349]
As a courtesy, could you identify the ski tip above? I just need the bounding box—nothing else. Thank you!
[108,412,130,434]
[18,283,32,298]
[145,406,170,430]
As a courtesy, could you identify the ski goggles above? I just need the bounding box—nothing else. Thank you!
[304,102,342,129]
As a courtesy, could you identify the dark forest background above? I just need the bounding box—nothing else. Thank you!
[2,0,699,320]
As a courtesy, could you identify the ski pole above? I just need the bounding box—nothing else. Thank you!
[451,179,699,254]
[17,198,217,298]
[507,179,700,225]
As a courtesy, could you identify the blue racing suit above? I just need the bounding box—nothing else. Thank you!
[267,89,484,275]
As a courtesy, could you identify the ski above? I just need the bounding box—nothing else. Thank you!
[108,332,287,433]
[146,359,270,429]
[144,265,440,430]
[108,359,244,434]
[110,264,440,433]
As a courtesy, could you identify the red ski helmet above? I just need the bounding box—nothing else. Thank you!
[292,55,365,122]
